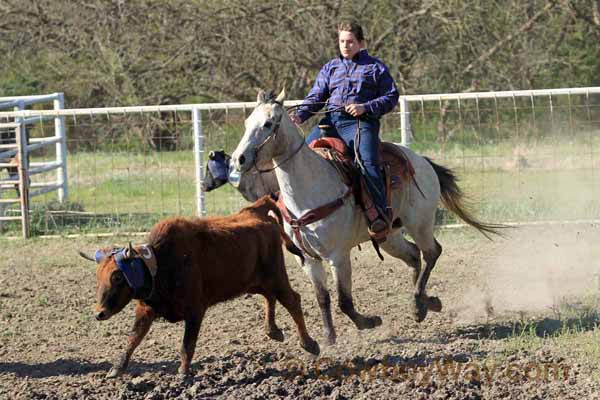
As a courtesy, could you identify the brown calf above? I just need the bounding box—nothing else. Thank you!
[81,196,318,378]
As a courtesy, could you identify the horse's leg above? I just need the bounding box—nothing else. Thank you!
[380,230,422,285]
[302,258,337,346]
[408,223,443,322]
[331,254,382,330]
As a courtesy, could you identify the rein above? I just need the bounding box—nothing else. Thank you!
[253,102,345,174]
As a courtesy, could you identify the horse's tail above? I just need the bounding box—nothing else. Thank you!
[425,157,508,239]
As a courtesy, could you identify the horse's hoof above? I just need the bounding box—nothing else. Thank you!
[106,367,122,379]
[178,366,192,376]
[324,330,337,346]
[413,300,428,323]
[358,315,383,330]
[369,315,383,328]
[427,296,442,312]
[302,338,320,356]
[267,328,285,342]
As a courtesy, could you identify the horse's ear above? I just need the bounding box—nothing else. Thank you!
[276,89,286,104]
[256,90,265,104]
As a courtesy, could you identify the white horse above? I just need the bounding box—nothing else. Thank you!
[232,90,502,345]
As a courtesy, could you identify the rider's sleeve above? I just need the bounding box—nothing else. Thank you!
[295,64,331,124]
[364,63,399,118]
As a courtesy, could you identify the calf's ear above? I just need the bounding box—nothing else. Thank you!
[78,248,110,264]
[78,251,96,262]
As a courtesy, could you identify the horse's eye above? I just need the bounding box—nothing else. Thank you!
[264,121,273,129]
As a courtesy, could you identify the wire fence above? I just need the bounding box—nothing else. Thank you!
[401,90,600,225]
[0,88,598,237]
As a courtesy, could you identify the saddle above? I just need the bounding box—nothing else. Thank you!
[308,137,417,242]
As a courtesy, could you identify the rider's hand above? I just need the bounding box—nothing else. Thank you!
[345,103,366,117]
[290,114,301,125]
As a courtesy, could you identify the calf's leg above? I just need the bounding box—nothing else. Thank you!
[179,308,206,375]
[267,254,319,354]
[274,285,320,356]
[263,295,284,342]
[108,303,155,378]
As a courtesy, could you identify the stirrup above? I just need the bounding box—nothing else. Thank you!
[368,217,389,243]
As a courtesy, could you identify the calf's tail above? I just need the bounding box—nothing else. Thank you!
[267,210,305,265]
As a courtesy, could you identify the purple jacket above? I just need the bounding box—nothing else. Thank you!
[295,49,399,123]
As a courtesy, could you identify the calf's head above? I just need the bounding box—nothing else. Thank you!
[80,243,151,321]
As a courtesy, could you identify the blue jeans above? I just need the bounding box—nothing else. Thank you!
[305,113,386,214]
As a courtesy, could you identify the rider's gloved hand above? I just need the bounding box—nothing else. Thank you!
[345,104,366,117]
[290,114,301,125]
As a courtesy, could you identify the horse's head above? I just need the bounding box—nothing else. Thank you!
[232,89,288,173]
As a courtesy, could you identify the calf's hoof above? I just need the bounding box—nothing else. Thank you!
[301,338,320,356]
[427,296,442,312]
[267,328,285,342]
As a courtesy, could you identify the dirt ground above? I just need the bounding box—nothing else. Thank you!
[1,224,599,399]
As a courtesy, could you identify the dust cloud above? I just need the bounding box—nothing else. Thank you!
[452,223,600,323]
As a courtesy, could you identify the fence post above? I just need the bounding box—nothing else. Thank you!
[192,107,205,216]
[54,93,68,203]
[15,124,30,238]
[399,97,412,147]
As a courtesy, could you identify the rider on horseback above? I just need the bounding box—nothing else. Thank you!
[291,20,399,240]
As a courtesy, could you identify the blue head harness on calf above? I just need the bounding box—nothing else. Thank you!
[114,249,149,297]
[97,247,155,299]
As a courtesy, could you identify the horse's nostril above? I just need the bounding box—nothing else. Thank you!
[238,155,246,166]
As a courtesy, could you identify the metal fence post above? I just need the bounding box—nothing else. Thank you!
[15,124,30,238]
[54,93,68,203]
[192,107,205,216]
[399,97,412,147]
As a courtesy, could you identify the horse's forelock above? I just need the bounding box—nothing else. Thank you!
[257,90,278,105]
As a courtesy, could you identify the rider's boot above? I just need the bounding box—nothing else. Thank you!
[361,176,390,243]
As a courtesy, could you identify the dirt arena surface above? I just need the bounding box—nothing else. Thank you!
[1,225,599,399]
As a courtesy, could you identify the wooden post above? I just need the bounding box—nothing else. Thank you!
[15,124,30,238]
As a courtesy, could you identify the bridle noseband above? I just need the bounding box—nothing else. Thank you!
[249,101,346,174]
[253,101,305,174]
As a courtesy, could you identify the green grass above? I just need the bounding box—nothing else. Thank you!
[496,292,600,380]
[1,131,599,236]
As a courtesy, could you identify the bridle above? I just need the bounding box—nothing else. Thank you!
[252,101,305,174]
[252,101,345,174]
